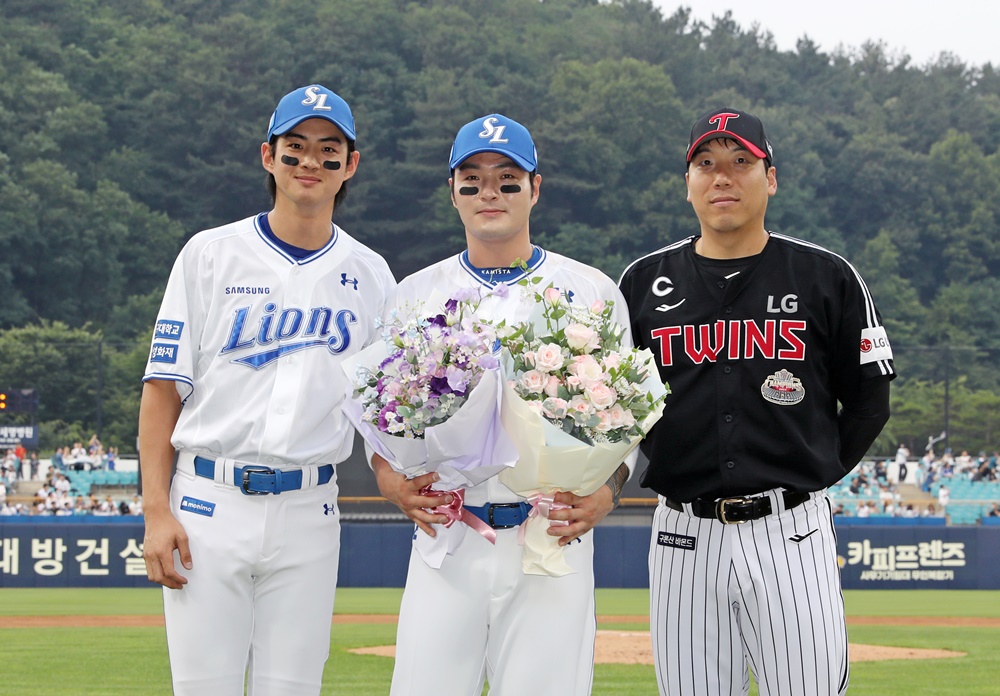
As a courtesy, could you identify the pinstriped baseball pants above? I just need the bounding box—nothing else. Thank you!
[649,491,849,696]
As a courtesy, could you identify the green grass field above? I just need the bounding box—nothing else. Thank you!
[0,589,997,694]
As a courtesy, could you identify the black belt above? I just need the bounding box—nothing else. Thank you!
[664,490,810,524]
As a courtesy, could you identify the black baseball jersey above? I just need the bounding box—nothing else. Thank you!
[619,232,895,501]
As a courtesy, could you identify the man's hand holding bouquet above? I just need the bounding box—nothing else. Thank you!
[498,281,669,576]
[343,287,517,567]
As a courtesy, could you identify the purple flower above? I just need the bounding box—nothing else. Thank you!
[429,375,452,396]
[446,366,470,394]
[377,401,399,432]
[444,298,459,313]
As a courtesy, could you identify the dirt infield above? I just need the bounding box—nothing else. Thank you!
[0,614,985,663]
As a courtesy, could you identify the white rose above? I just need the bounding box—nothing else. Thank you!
[542,397,569,419]
[534,343,566,372]
[564,323,599,353]
[568,354,604,385]
[519,370,547,394]
[584,382,618,410]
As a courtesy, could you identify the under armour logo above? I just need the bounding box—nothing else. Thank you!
[323,503,336,516]
[340,273,358,290]
[478,117,508,144]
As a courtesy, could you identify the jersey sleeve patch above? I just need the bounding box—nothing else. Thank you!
[859,326,893,364]
[149,343,179,364]
[154,320,185,340]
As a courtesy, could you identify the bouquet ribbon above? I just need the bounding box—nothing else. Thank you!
[518,493,570,545]
[419,485,496,545]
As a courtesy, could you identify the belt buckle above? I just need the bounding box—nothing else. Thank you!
[241,466,275,496]
[716,496,752,524]
[488,503,524,529]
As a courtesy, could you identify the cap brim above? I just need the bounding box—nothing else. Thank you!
[270,114,356,142]
[450,146,535,172]
[686,132,768,162]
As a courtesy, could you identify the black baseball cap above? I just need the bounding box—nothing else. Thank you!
[686,108,773,168]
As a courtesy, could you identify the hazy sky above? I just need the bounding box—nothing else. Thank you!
[651,0,998,67]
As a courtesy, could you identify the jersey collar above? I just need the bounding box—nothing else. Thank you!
[254,212,338,265]
[459,245,545,288]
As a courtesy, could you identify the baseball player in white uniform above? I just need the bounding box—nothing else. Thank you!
[619,108,894,695]
[139,84,395,695]
[371,114,634,696]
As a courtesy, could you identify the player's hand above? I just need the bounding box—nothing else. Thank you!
[374,463,453,538]
[546,486,615,546]
[143,510,192,590]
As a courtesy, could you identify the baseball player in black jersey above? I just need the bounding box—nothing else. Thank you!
[619,108,895,696]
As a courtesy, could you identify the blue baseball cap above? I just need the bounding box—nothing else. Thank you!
[449,114,537,172]
[266,84,356,142]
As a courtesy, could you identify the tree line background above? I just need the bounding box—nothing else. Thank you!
[0,0,998,457]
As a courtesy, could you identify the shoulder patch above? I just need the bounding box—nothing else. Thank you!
[860,326,893,364]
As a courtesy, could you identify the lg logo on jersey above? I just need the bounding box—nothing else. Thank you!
[651,276,686,313]
[766,294,798,313]
[221,304,358,369]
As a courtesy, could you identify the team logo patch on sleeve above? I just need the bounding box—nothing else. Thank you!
[761,368,805,405]
[154,320,184,340]
[180,496,216,517]
[657,532,696,550]
[149,343,179,364]
[860,326,893,364]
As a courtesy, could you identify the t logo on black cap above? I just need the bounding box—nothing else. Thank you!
[709,112,740,132]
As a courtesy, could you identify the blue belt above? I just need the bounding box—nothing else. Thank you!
[193,455,333,496]
[463,501,532,529]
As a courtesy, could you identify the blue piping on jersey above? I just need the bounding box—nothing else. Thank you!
[459,245,546,288]
[253,213,339,265]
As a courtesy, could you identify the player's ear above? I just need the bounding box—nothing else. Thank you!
[685,172,691,202]
[530,173,541,206]
[449,178,457,207]
[261,142,275,173]
[342,149,360,181]
[767,166,777,196]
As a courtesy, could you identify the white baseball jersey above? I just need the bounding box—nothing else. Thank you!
[387,246,632,696]
[144,213,395,466]
[143,213,394,695]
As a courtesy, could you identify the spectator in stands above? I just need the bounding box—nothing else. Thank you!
[28,451,39,481]
[67,442,89,470]
[972,457,992,482]
[0,479,6,506]
[922,503,940,517]
[88,433,102,456]
[849,473,869,496]
[856,501,871,518]
[988,503,1000,518]
[832,503,846,516]
[895,443,910,483]
[51,447,65,472]
[901,504,918,518]
[106,447,117,471]
[937,484,950,511]
[873,459,887,482]
[129,495,143,516]
[955,450,972,475]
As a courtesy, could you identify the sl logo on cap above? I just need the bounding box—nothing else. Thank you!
[302,86,333,112]
[478,117,509,144]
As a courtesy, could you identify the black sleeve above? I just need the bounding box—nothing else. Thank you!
[838,377,891,471]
